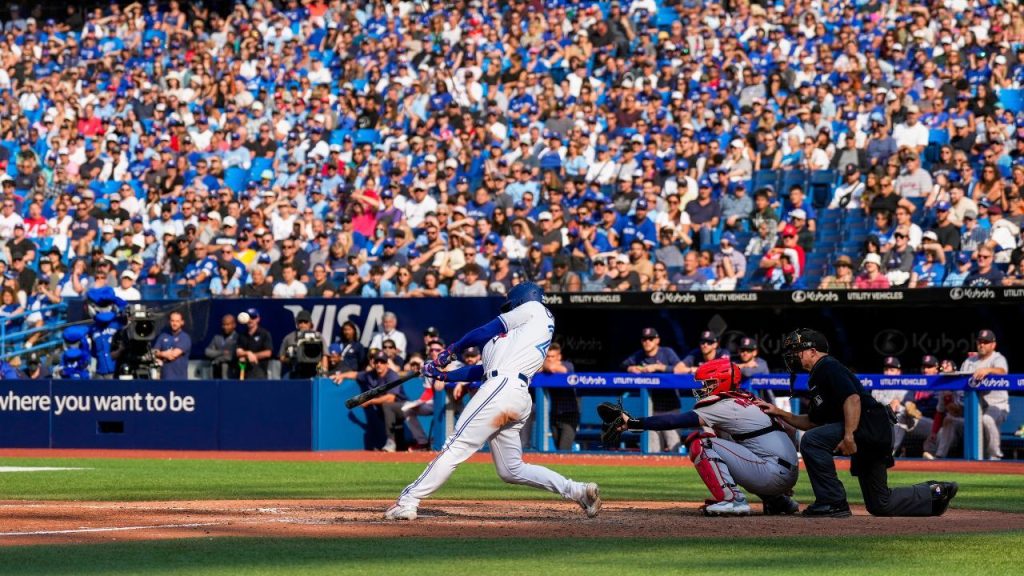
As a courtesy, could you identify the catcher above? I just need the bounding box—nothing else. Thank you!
[599,358,799,516]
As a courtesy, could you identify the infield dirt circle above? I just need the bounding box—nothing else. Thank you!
[1,450,1021,546]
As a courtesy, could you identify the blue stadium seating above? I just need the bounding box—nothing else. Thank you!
[998,88,1024,114]
[224,167,248,193]
[809,170,837,208]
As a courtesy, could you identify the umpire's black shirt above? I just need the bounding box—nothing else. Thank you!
[806,355,865,425]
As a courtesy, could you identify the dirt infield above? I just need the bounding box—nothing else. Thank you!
[1,499,1022,547]
[2,448,1022,474]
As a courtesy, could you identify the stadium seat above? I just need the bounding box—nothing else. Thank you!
[355,129,381,145]
[928,129,950,145]
[779,170,809,194]
[656,7,679,30]
[329,129,352,146]
[998,88,1024,114]
[752,169,779,193]
[809,170,837,208]
[224,167,248,193]
[249,157,273,182]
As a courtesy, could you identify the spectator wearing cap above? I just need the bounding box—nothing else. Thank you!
[942,252,973,287]
[830,164,866,210]
[854,253,890,289]
[894,150,933,200]
[205,314,239,379]
[892,106,930,154]
[882,225,915,287]
[959,207,990,253]
[621,327,685,452]
[353,350,409,452]
[735,337,768,379]
[719,180,753,233]
[872,357,932,456]
[932,201,961,251]
[685,177,720,249]
[868,174,916,218]
[909,232,947,287]
[616,198,657,251]
[540,342,580,451]
[787,208,814,253]
[545,255,582,292]
[608,252,642,291]
[114,269,141,301]
[235,309,274,380]
[960,330,1011,460]
[819,255,856,289]
[580,257,611,291]
[153,311,192,381]
[963,245,1004,287]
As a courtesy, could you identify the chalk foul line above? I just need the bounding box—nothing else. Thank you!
[0,522,224,537]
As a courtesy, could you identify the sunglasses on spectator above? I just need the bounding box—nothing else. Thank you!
[894,233,907,239]
[383,344,396,349]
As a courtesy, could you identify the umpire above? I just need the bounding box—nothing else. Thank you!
[758,329,958,517]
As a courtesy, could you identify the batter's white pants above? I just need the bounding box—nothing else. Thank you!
[397,376,588,508]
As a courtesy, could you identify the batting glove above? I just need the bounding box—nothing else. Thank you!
[434,345,457,368]
[422,360,448,381]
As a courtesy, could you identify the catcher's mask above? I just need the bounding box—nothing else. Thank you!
[693,358,742,400]
[782,328,829,373]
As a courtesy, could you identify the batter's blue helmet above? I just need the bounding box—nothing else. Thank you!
[501,281,544,312]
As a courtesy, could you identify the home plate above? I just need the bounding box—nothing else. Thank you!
[0,467,90,473]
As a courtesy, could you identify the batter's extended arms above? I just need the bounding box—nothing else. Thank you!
[344,371,421,409]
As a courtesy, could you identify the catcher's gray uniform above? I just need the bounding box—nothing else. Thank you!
[690,392,799,500]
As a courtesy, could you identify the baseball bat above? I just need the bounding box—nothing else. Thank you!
[345,370,421,409]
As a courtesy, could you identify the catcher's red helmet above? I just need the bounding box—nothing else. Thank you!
[693,357,742,399]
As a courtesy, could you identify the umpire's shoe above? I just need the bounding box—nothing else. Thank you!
[761,494,800,515]
[927,481,959,516]
[801,501,852,518]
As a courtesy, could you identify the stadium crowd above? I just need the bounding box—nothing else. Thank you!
[4,0,1024,318]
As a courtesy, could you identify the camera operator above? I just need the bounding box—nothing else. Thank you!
[154,311,192,380]
[205,314,239,379]
[236,308,273,380]
[278,309,327,379]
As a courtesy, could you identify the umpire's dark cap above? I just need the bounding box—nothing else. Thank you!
[783,328,829,353]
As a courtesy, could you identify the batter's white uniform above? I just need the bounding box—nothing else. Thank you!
[691,392,799,499]
[395,301,591,508]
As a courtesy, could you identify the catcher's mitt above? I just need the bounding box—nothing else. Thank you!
[597,401,637,448]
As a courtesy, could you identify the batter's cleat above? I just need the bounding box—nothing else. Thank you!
[577,482,602,518]
[801,502,852,518]
[383,503,417,521]
[928,481,959,516]
[703,498,752,517]
[762,495,800,516]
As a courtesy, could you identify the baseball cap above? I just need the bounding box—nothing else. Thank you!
[883,356,901,369]
[922,230,939,242]
[636,198,649,210]
[988,204,1004,216]
[328,343,343,355]
[845,164,860,175]
[245,308,260,319]
[834,254,853,268]
[699,330,718,343]
[790,208,807,220]
[538,211,553,221]
[641,327,659,339]
[956,252,972,265]
[977,329,997,343]
[739,337,757,351]
[424,326,440,337]
[936,201,952,212]
[781,225,798,237]
[720,231,737,245]
[921,355,939,368]
[964,208,978,220]
[295,310,313,324]
[223,216,238,228]
[372,351,388,362]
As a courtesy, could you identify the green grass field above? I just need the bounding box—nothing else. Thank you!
[1,457,1022,575]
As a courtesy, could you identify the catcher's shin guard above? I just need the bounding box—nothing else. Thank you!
[687,431,741,502]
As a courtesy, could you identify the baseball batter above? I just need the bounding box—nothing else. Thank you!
[600,358,799,516]
[384,282,601,520]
